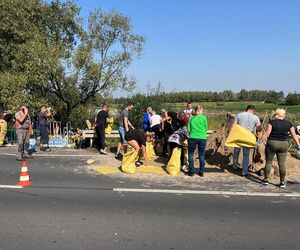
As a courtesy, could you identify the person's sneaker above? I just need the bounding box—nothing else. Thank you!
[45,147,51,152]
[262,179,269,186]
[186,171,194,177]
[180,165,188,172]
[115,153,122,158]
[135,160,143,167]
[16,157,23,161]
[241,172,248,177]
[199,172,204,177]
[100,149,108,154]
[279,182,286,188]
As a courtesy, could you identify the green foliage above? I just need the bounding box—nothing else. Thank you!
[0,0,145,123]
[285,93,300,105]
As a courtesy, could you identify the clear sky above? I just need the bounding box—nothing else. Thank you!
[75,0,300,96]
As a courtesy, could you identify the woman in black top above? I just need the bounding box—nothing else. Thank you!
[262,109,300,188]
[125,129,148,165]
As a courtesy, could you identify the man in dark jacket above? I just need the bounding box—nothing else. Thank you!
[38,106,51,151]
[95,104,109,154]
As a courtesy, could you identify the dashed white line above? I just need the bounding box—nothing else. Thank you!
[113,188,300,198]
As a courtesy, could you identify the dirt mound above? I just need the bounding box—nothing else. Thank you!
[205,113,235,169]
[205,113,300,177]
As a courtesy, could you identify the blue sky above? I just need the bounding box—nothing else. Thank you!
[75,0,300,96]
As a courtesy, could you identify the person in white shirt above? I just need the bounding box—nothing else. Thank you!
[184,102,193,117]
[149,111,162,139]
[183,102,193,125]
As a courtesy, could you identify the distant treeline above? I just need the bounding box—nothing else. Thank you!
[115,89,300,105]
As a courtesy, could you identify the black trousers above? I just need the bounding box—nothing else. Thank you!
[162,131,171,156]
[95,124,106,150]
[39,125,49,145]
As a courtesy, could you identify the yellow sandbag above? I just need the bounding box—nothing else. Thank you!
[87,159,95,164]
[137,165,166,176]
[141,142,156,160]
[92,166,120,175]
[183,147,189,166]
[121,150,138,174]
[105,117,114,134]
[166,147,181,176]
[225,124,256,148]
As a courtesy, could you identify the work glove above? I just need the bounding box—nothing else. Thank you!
[297,145,300,155]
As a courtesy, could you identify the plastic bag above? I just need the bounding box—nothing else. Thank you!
[225,124,256,148]
[105,117,114,135]
[166,147,181,176]
[121,150,138,174]
[146,141,156,160]
[183,147,189,166]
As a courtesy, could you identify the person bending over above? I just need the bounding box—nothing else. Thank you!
[125,129,148,166]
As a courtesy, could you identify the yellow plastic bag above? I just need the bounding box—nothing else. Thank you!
[183,147,189,166]
[145,142,156,160]
[166,147,181,176]
[105,117,114,135]
[225,124,256,148]
[121,150,138,174]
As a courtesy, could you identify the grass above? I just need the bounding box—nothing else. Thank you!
[109,101,300,130]
[168,101,300,114]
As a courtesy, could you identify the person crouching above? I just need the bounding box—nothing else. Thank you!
[167,127,189,172]
[125,128,148,166]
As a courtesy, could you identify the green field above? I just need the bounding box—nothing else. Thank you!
[111,101,299,130]
[168,102,300,114]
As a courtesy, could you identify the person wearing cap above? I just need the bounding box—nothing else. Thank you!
[232,105,261,176]
[15,106,33,160]
[261,108,300,188]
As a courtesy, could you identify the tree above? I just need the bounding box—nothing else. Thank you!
[0,0,81,113]
[285,92,300,105]
[41,8,145,123]
[0,1,145,123]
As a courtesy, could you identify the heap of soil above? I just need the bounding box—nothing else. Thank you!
[205,113,300,177]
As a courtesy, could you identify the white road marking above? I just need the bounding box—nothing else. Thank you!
[113,188,300,198]
[0,153,97,157]
[0,185,23,189]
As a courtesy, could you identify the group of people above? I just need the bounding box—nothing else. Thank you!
[232,105,300,188]
[112,102,300,188]
[113,102,209,177]
[1,101,299,188]
[0,105,52,160]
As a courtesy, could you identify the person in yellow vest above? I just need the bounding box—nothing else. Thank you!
[15,106,33,161]
[0,110,14,146]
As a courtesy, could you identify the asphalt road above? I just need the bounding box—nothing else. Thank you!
[0,148,300,249]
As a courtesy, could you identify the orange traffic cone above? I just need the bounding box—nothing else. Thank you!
[17,160,32,186]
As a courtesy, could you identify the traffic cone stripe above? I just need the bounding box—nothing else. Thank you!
[20,172,29,176]
[19,175,30,181]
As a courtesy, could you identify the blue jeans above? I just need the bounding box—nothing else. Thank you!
[118,127,127,143]
[233,147,250,175]
[188,138,207,174]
